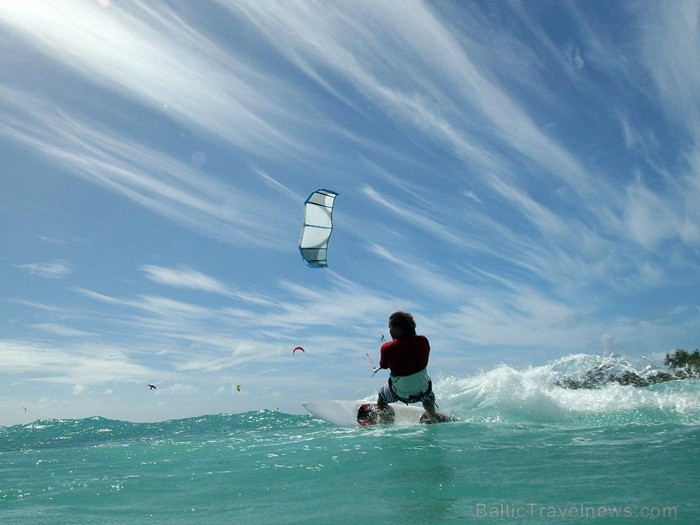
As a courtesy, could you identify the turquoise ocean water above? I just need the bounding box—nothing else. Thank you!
[2,355,698,524]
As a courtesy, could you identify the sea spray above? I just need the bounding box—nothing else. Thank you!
[435,353,700,425]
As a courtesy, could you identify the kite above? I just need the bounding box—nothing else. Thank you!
[299,189,338,268]
[236,385,241,392]
[147,384,157,390]
[293,346,305,355]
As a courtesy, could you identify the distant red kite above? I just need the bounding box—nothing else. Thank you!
[293,346,305,354]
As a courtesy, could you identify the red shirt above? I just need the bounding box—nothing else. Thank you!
[379,335,430,377]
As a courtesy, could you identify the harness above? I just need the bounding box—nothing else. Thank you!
[388,369,433,404]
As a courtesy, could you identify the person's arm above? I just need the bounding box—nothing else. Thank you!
[378,341,391,369]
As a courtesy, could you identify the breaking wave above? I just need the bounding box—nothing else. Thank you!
[436,353,700,426]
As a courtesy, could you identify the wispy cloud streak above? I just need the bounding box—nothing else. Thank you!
[0,89,288,246]
[0,1,309,156]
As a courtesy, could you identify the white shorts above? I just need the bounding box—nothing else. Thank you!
[378,380,435,404]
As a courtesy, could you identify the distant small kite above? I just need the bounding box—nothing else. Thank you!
[22,406,27,412]
[293,346,305,355]
[236,385,241,392]
[147,384,157,390]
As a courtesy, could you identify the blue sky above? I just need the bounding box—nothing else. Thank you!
[1,0,698,425]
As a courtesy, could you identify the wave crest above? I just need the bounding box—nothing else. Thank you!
[435,354,700,426]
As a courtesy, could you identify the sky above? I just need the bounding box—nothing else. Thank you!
[1,0,698,426]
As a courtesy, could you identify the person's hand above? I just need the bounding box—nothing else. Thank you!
[372,366,382,376]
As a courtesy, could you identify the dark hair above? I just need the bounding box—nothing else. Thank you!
[389,311,417,336]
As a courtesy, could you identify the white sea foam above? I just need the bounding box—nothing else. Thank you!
[435,354,700,425]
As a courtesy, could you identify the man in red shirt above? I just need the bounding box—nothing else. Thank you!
[374,311,440,423]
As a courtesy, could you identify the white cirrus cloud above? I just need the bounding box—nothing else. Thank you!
[15,261,72,279]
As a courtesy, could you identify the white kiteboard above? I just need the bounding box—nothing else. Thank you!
[302,400,454,427]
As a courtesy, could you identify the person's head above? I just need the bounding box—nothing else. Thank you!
[388,311,417,339]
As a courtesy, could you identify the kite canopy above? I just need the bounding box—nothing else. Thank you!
[293,346,305,354]
[299,189,338,268]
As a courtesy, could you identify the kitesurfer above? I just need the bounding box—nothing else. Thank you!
[374,311,440,423]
